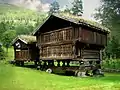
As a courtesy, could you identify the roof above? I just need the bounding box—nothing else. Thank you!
[33,13,110,35]
[12,35,36,45]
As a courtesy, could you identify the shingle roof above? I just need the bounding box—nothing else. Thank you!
[12,35,36,45]
[33,13,110,35]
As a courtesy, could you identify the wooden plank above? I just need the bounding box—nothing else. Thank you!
[40,44,73,59]
[82,50,100,60]
[40,27,73,45]
[41,27,73,35]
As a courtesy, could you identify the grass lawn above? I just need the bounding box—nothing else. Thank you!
[0,48,120,90]
[0,62,120,90]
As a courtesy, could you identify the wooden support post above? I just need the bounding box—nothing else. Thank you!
[51,60,55,66]
[42,61,47,70]
[21,61,24,66]
[57,61,60,67]
[15,61,21,66]
[96,61,101,69]
[34,61,38,66]
[48,60,54,67]
[89,61,93,65]
[67,61,70,67]
[62,61,65,67]
[48,61,51,66]
[44,61,47,66]
[38,61,41,66]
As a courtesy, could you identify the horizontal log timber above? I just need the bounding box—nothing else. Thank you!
[41,27,73,35]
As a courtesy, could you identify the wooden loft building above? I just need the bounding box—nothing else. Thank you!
[12,35,39,65]
[33,13,110,75]
[34,13,110,61]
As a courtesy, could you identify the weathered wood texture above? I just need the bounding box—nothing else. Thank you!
[39,27,73,60]
[82,50,100,60]
[15,50,30,61]
[74,27,107,45]
[13,40,39,61]
[37,26,106,60]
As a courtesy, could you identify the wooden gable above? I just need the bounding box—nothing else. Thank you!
[13,39,28,49]
[33,14,110,36]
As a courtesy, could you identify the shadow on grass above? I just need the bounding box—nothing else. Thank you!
[11,61,120,80]
[15,63,76,76]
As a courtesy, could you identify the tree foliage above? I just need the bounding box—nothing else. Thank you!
[0,46,5,60]
[2,30,16,52]
[0,4,46,50]
[94,0,120,38]
[94,0,120,59]
[71,0,83,16]
[49,1,60,14]
[105,37,120,59]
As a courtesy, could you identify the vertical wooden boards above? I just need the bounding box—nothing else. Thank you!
[41,44,73,59]
[79,27,107,45]
[38,27,74,59]
[39,27,73,44]
[15,50,30,61]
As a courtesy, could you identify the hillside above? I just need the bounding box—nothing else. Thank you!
[0,4,46,36]
[0,3,46,24]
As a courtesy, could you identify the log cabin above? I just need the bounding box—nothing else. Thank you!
[12,35,39,66]
[33,13,110,76]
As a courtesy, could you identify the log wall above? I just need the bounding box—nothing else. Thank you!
[82,50,100,60]
[37,26,107,60]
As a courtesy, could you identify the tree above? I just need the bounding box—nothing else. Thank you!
[71,0,83,16]
[0,22,7,41]
[63,5,71,14]
[94,0,120,38]
[2,30,16,52]
[49,1,60,14]
[94,0,120,59]
[0,45,5,60]
[105,36,120,58]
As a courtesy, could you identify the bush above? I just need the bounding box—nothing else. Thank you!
[102,59,120,69]
[0,46,6,60]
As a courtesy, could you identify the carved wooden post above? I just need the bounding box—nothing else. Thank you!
[48,60,51,66]
[43,61,47,66]
[62,61,65,67]
[51,60,55,66]
[21,61,24,66]
[67,61,70,67]
[57,61,60,67]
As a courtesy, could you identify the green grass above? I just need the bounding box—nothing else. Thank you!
[0,48,120,90]
[0,62,120,90]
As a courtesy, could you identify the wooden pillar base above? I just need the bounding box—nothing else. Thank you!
[67,61,70,67]
[57,61,60,67]
[48,60,54,67]
[62,61,65,67]
[21,61,24,66]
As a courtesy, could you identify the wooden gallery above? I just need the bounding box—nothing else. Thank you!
[13,13,110,76]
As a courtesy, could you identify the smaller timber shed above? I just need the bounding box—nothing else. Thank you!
[12,35,39,62]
